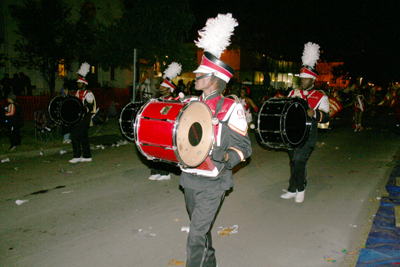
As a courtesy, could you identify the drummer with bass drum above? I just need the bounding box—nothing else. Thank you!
[179,14,252,267]
[69,62,96,164]
[148,62,182,181]
[280,42,330,203]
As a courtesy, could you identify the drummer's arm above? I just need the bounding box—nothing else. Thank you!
[314,95,330,123]
[84,92,95,113]
[224,132,252,170]
[224,104,252,169]
[246,97,258,112]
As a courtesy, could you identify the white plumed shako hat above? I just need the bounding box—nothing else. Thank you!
[160,62,182,92]
[77,62,90,85]
[193,13,238,83]
[299,42,320,80]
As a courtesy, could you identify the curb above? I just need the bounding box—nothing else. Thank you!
[0,145,72,161]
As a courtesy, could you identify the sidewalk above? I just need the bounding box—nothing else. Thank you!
[355,149,400,266]
[0,119,123,160]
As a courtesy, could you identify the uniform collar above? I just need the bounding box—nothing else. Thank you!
[201,90,221,101]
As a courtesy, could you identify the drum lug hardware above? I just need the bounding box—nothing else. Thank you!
[212,118,219,125]
[160,106,172,115]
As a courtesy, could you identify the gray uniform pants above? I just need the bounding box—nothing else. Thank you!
[184,188,225,267]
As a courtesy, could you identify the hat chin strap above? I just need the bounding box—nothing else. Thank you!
[159,87,170,93]
[195,73,213,82]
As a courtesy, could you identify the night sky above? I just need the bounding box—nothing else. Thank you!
[188,0,400,85]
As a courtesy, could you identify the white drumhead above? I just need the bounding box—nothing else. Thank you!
[174,101,214,167]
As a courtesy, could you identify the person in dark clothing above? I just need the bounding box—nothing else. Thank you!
[149,62,182,181]
[0,73,12,100]
[69,62,96,163]
[19,72,33,96]
[4,94,22,150]
[179,14,252,267]
[11,73,23,96]
[280,42,330,203]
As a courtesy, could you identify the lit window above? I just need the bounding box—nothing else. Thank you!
[58,59,66,78]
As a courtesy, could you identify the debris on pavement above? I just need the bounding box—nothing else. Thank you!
[218,225,238,236]
[132,227,156,237]
[15,199,29,205]
[168,259,186,266]
[1,158,10,163]
[323,256,336,263]
[60,150,67,155]
[349,224,357,227]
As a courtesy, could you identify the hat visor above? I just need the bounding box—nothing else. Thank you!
[193,65,214,74]
[77,80,88,85]
[299,73,316,79]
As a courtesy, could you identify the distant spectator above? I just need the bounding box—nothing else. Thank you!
[11,73,23,96]
[0,73,12,100]
[4,93,22,151]
[19,72,32,96]
[239,87,258,124]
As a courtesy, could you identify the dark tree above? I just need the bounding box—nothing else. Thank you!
[9,0,75,94]
[96,0,196,73]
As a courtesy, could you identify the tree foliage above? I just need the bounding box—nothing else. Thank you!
[9,0,75,94]
[96,0,196,73]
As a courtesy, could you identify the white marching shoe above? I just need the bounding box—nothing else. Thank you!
[280,190,297,199]
[81,158,92,162]
[158,174,171,180]
[295,190,305,203]
[69,157,82,163]
[149,174,161,180]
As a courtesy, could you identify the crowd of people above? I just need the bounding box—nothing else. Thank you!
[0,72,32,99]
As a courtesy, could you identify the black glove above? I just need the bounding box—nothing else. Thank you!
[210,146,227,163]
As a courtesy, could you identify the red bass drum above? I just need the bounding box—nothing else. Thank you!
[134,98,214,168]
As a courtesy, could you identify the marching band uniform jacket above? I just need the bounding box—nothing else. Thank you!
[179,90,252,191]
[75,90,96,127]
[288,88,330,145]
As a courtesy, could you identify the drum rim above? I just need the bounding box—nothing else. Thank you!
[134,99,153,160]
[173,101,214,168]
[257,97,311,150]
[48,95,83,126]
[48,95,64,125]
[119,101,143,142]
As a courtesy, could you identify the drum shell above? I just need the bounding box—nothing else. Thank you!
[257,97,311,149]
[136,101,183,163]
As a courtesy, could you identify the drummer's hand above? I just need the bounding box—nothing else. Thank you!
[210,146,228,163]
[307,109,314,117]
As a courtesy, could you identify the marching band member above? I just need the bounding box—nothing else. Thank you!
[239,87,258,124]
[69,62,96,163]
[148,62,182,181]
[179,14,252,267]
[280,42,330,203]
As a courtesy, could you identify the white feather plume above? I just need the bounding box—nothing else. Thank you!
[195,13,238,59]
[77,62,90,77]
[302,42,320,68]
[163,62,182,79]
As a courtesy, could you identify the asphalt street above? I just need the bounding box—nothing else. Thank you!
[1,112,399,267]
